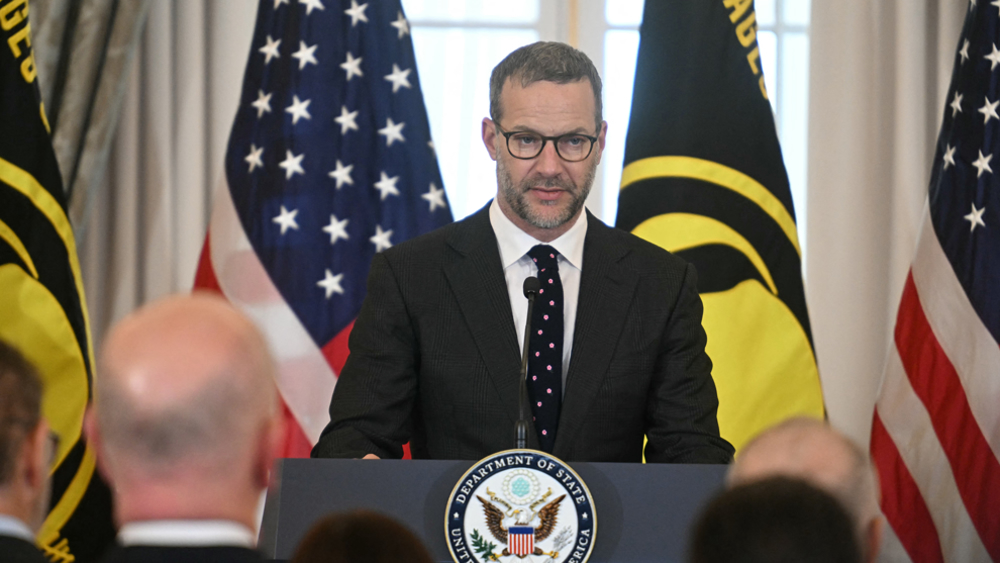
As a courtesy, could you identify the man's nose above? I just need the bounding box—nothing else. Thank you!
[534,140,563,175]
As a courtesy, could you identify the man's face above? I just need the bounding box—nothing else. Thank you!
[483,79,607,240]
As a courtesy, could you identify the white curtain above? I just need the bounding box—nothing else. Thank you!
[807,0,965,448]
[79,0,257,346]
[31,0,151,228]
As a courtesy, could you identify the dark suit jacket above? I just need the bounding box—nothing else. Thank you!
[0,535,48,563]
[100,545,262,563]
[313,204,733,463]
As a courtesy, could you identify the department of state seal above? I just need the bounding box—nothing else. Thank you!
[445,450,596,563]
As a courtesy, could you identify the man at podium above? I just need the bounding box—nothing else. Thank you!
[313,42,733,465]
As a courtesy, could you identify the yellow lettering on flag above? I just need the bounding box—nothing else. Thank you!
[722,0,752,23]
[0,0,29,31]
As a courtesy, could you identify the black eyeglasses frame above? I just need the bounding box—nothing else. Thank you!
[494,123,599,162]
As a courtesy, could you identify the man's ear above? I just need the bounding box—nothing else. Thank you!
[84,408,111,482]
[24,420,49,491]
[255,414,285,490]
[482,118,499,161]
[865,517,883,563]
[594,120,608,165]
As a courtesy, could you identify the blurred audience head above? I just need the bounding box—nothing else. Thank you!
[690,476,861,563]
[0,339,51,532]
[89,293,282,529]
[291,510,434,563]
[727,417,882,562]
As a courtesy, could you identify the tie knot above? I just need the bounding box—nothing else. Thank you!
[528,245,560,270]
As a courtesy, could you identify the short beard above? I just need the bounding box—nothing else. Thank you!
[497,158,596,231]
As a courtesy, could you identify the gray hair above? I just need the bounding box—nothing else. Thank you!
[96,369,265,473]
[489,41,603,129]
[0,340,42,485]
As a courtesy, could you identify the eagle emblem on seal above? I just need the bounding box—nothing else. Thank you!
[476,490,565,559]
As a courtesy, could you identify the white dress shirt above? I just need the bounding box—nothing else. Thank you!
[489,198,587,394]
[118,520,255,548]
[0,514,33,542]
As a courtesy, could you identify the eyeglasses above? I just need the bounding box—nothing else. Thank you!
[494,123,598,162]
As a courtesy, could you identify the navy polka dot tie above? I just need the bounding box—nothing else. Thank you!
[527,244,562,453]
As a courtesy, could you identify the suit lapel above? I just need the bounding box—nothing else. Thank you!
[443,205,525,427]
[554,213,639,457]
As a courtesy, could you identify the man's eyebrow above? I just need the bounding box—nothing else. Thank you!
[506,125,594,136]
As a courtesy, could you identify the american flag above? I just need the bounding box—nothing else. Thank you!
[508,526,534,557]
[870,3,1000,562]
[193,0,452,457]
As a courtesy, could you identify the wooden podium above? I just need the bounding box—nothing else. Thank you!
[259,458,727,563]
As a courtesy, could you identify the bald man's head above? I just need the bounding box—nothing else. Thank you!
[728,418,881,562]
[92,294,280,524]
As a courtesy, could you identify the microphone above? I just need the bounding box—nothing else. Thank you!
[516,277,541,449]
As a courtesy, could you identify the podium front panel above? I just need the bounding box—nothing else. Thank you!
[259,458,727,563]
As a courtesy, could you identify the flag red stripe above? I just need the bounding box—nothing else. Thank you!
[320,321,354,374]
[192,234,223,294]
[279,398,314,458]
[870,411,943,563]
[895,273,1000,558]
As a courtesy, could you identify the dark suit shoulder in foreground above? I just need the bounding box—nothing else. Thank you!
[0,536,48,563]
[100,545,262,563]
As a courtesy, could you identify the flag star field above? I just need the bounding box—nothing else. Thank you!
[930,3,1000,345]
[224,0,452,348]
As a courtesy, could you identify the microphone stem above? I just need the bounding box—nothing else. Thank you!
[516,292,536,449]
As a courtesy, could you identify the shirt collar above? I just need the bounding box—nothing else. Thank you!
[489,198,587,270]
[0,514,33,542]
[118,520,255,548]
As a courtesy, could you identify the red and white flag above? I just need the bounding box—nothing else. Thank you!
[193,0,451,457]
[870,4,1000,562]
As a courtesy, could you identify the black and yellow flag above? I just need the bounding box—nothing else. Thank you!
[616,0,824,452]
[0,1,115,561]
